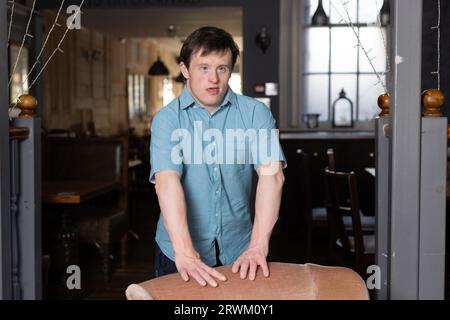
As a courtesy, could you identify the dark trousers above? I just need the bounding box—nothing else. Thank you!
[154,239,222,277]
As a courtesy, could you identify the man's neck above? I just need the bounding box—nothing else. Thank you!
[186,86,226,115]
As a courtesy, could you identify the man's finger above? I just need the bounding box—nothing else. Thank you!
[239,261,249,279]
[190,269,207,287]
[179,269,190,282]
[248,261,257,281]
[231,260,240,273]
[197,268,218,287]
[260,260,270,277]
[204,265,227,281]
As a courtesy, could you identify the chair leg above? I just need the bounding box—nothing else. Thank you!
[120,234,128,269]
[100,243,110,284]
[305,226,312,262]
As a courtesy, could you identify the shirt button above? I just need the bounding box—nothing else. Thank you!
[214,167,218,171]
[216,190,219,194]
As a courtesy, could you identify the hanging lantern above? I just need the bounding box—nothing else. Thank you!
[311,0,329,26]
[332,89,354,128]
[148,57,169,76]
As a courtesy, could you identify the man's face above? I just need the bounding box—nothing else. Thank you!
[180,49,232,109]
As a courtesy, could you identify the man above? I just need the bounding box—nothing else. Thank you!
[150,26,286,287]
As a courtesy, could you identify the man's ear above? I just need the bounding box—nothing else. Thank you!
[179,62,190,80]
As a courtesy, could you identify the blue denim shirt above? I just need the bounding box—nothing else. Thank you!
[149,87,286,266]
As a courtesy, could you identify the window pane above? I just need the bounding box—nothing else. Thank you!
[304,27,329,73]
[9,44,29,104]
[327,0,356,24]
[359,74,385,121]
[128,74,134,118]
[330,74,357,121]
[359,27,387,73]
[331,27,357,72]
[303,75,329,121]
[358,0,383,24]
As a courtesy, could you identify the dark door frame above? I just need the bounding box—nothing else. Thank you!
[0,0,12,300]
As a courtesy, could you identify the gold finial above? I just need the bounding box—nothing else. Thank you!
[422,89,444,117]
[377,93,390,117]
[16,94,37,118]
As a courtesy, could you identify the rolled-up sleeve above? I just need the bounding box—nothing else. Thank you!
[250,103,287,171]
[149,109,183,184]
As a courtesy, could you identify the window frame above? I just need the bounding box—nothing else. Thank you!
[279,0,389,132]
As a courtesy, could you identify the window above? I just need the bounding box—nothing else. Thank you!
[128,73,149,120]
[279,0,389,130]
[303,0,388,129]
[9,44,29,105]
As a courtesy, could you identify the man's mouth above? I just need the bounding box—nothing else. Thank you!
[207,88,219,95]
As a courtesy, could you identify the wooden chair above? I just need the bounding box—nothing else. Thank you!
[125,262,369,300]
[296,149,328,261]
[324,167,375,277]
[325,148,375,233]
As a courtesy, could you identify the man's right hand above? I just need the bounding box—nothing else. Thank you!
[175,251,227,287]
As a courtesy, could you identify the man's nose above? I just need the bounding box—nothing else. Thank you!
[209,71,219,83]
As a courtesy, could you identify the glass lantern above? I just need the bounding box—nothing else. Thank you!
[332,89,354,128]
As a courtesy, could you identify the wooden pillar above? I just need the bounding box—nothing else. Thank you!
[375,93,390,300]
[418,89,446,299]
[389,0,423,300]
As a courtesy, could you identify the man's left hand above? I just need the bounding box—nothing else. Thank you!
[231,245,269,280]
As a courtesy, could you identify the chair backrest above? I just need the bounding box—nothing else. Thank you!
[327,148,336,171]
[125,262,369,300]
[324,167,365,266]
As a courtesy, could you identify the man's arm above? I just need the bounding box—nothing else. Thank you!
[155,170,226,287]
[231,161,285,280]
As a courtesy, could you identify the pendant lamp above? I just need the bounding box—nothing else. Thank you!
[148,57,169,76]
[311,0,329,26]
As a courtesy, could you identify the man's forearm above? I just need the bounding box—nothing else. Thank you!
[250,167,285,250]
[155,172,197,257]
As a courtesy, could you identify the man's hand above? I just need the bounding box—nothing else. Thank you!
[175,251,227,287]
[231,244,269,280]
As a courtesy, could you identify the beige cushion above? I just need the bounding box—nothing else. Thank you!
[125,262,369,300]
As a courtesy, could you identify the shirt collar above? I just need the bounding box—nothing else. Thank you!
[179,86,237,110]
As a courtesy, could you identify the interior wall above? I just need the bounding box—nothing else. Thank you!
[37,0,281,123]
[42,12,178,137]
[421,0,450,122]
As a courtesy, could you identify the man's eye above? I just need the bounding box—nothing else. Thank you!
[200,66,209,72]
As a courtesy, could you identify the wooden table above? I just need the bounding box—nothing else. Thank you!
[42,180,121,204]
[42,179,121,298]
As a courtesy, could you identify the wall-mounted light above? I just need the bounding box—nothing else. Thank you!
[84,49,102,61]
[255,26,271,54]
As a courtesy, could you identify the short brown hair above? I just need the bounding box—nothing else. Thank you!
[180,26,240,69]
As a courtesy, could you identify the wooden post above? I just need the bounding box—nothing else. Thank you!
[419,89,446,299]
[20,95,42,300]
[375,93,390,300]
